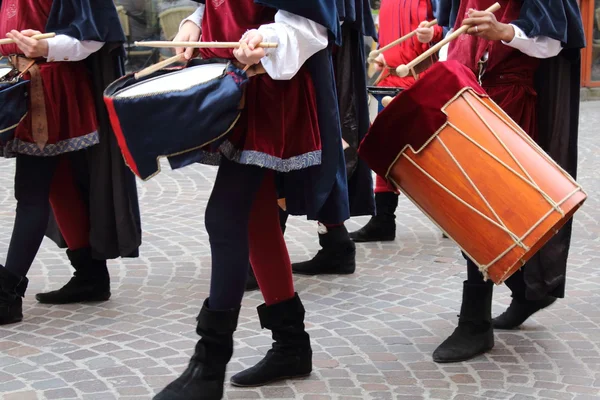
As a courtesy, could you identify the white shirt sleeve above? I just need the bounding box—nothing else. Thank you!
[502,24,562,59]
[180,4,205,30]
[255,10,329,80]
[45,35,104,62]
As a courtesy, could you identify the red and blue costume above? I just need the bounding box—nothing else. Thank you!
[0,0,140,324]
[153,1,349,398]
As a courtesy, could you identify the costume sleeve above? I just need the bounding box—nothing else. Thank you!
[45,35,104,62]
[46,0,126,43]
[180,4,205,30]
[511,0,585,49]
[501,24,562,59]
[255,10,329,80]
[432,25,444,43]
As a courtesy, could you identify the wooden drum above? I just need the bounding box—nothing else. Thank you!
[359,61,587,284]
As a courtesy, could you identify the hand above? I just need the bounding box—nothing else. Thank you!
[463,9,515,42]
[373,53,386,71]
[416,21,434,43]
[174,21,201,60]
[6,30,49,58]
[233,30,266,67]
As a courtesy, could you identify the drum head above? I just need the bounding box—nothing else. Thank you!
[116,63,228,98]
[0,67,13,81]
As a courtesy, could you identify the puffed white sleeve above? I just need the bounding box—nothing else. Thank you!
[179,4,205,30]
[254,10,329,80]
[502,24,562,59]
[45,35,104,62]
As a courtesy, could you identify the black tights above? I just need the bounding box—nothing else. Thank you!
[466,258,527,300]
[205,158,266,310]
[5,155,59,277]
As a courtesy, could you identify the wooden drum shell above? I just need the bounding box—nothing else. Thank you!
[387,90,586,284]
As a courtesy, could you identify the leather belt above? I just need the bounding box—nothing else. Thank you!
[9,55,48,150]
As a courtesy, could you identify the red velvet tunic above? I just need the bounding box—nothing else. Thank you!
[378,0,443,88]
[199,0,321,171]
[0,0,98,157]
[447,0,539,140]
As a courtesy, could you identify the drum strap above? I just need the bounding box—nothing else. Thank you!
[10,55,48,150]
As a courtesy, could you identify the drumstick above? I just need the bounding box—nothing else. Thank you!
[0,32,56,45]
[368,20,437,63]
[134,53,186,80]
[134,41,279,49]
[395,2,501,77]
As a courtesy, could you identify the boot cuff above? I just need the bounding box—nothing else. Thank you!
[257,293,304,329]
[197,299,240,335]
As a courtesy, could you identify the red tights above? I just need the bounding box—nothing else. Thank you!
[248,171,295,306]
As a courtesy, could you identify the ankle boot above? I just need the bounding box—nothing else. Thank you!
[0,266,28,325]
[154,299,240,400]
[493,295,556,330]
[245,266,259,292]
[433,281,494,363]
[35,248,110,304]
[231,293,312,387]
[349,192,398,242]
[292,225,355,275]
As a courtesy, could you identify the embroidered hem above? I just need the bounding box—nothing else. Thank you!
[189,140,322,172]
[0,131,100,158]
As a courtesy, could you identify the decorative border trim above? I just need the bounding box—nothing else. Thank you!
[1,131,99,158]
[178,140,322,172]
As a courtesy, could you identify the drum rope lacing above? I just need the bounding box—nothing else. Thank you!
[434,135,528,250]
[462,95,565,216]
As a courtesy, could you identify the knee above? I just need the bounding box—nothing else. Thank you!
[205,201,245,244]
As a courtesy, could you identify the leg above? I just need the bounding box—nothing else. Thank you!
[492,267,556,330]
[36,155,110,304]
[231,173,312,386]
[1,155,59,325]
[349,175,398,243]
[154,158,266,400]
[432,258,494,363]
[245,200,289,292]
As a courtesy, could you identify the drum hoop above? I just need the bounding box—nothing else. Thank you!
[113,62,232,100]
[389,174,583,283]
[0,112,27,134]
[127,110,242,182]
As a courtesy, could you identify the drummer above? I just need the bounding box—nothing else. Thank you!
[0,0,141,325]
[281,1,378,278]
[350,0,444,243]
[154,1,348,399]
[416,0,585,362]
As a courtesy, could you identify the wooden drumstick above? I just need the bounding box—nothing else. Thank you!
[368,20,438,63]
[0,32,56,45]
[134,53,186,80]
[395,2,501,77]
[134,41,279,49]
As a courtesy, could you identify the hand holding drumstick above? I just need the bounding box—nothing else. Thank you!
[5,30,50,58]
[416,7,513,43]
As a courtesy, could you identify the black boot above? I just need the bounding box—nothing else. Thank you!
[231,293,312,387]
[0,266,28,325]
[433,281,494,363]
[245,267,259,292]
[292,225,355,275]
[154,299,240,400]
[493,295,556,330]
[35,248,110,304]
[349,192,398,242]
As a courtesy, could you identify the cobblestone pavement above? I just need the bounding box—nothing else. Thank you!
[1,102,599,400]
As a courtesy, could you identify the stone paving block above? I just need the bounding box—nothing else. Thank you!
[1,102,599,399]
